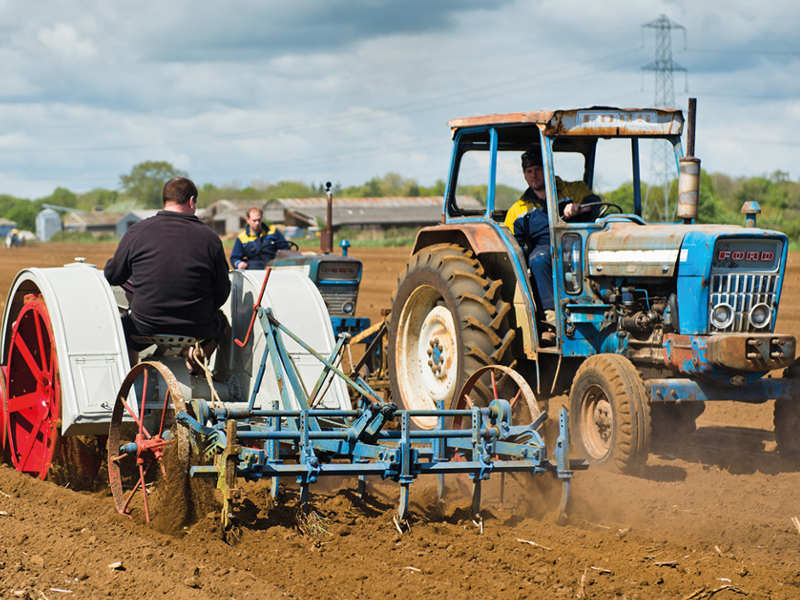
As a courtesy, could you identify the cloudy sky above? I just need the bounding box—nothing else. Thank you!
[1,0,799,198]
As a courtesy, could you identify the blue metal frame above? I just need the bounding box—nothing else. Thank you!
[173,307,582,531]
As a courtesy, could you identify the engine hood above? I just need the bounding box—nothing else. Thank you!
[586,222,749,277]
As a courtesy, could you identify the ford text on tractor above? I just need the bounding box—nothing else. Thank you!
[388,100,799,472]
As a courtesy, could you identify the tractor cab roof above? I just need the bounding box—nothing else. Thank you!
[448,106,684,138]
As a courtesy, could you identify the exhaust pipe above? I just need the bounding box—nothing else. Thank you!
[320,181,334,253]
[676,98,700,223]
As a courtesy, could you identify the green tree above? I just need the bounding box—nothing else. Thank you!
[6,200,39,231]
[40,186,78,209]
[119,161,188,208]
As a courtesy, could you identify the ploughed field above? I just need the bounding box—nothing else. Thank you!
[0,243,799,599]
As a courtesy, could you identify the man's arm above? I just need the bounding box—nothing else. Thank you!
[270,228,290,250]
[504,200,528,229]
[213,241,232,308]
[230,237,246,270]
[103,231,133,285]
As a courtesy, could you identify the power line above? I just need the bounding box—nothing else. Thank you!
[642,14,687,221]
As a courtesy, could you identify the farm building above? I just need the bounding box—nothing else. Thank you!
[205,199,284,236]
[63,211,124,236]
[36,208,62,241]
[203,196,480,236]
[0,218,18,239]
[275,196,480,231]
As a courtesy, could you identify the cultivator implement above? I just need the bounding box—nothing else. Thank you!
[107,274,583,535]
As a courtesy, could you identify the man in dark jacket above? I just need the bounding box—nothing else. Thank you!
[104,177,231,372]
[230,207,290,270]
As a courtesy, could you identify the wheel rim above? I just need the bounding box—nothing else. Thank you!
[107,361,188,523]
[579,384,613,460]
[395,285,459,429]
[6,296,60,479]
[453,365,541,435]
[0,366,8,453]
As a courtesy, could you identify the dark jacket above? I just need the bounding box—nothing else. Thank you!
[229,223,290,269]
[104,210,230,338]
[513,206,551,257]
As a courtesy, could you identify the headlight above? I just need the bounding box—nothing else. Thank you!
[342,301,354,314]
[748,303,771,329]
[710,303,735,329]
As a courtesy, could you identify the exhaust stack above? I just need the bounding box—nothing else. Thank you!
[676,97,700,223]
[320,181,334,254]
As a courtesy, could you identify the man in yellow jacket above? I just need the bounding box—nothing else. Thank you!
[505,146,598,332]
[503,145,594,229]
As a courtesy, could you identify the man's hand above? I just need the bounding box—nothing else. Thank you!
[237,261,248,270]
[563,202,578,219]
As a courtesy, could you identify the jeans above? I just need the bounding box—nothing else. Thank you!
[527,244,554,311]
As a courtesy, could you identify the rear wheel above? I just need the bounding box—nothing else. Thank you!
[107,361,190,530]
[388,244,515,429]
[5,295,60,479]
[569,354,650,473]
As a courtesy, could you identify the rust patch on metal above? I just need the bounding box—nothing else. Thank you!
[706,334,796,372]
[412,224,507,255]
[448,107,684,137]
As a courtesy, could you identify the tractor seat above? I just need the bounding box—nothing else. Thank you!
[130,334,199,357]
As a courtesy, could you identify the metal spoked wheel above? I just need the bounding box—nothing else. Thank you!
[107,361,189,527]
[0,366,8,460]
[5,295,60,479]
[451,364,540,431]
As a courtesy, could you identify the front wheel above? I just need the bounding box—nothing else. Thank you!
[569,354,650,473]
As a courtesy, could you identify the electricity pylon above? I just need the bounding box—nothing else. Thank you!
[642,14,687,221]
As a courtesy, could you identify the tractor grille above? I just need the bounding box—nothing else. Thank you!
[319,285,359,317]
[708,273,779,332]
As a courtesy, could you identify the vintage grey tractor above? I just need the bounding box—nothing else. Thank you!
[388,101,799,472]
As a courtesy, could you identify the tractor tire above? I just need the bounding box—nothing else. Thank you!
[569,354,651,473]
[774,398,800,459]
[388,243,515,429]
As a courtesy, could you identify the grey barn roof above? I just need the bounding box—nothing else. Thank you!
[272,196,478,226]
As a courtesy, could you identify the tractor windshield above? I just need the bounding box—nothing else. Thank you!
[447,127,682,224]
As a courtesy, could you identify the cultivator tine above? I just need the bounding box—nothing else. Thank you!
[299,484,310,509]
[499,472,505,507]
[471,479,482,522]
[357,474,367,499]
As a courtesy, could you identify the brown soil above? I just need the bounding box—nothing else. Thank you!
[1,243,800,599]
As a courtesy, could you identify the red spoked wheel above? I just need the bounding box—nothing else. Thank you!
[107,361,189,527]
[5,295,60,479]
[1,366,8,457]
[451,365,540,431]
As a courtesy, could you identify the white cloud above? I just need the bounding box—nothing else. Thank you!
[0,0,796,198]
[37,23,96,59]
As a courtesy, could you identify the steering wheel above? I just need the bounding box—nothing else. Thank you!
[579,201,623,219]
[287,241,299,251]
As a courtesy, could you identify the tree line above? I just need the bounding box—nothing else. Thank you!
[3,161,798,243]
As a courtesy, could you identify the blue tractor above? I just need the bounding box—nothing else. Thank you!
[388,101,798,472]
[268,183,370,339]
